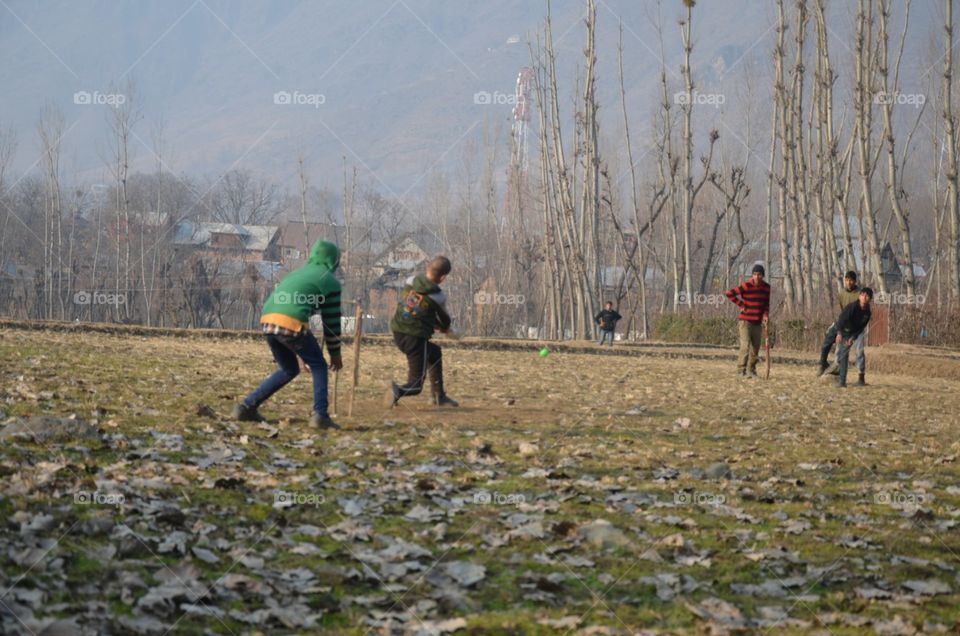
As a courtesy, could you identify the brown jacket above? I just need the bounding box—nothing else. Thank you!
[838,285,861,311]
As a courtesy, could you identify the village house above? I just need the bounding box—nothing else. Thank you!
[172,222,279,262]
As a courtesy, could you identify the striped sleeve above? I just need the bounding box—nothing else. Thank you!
[726,285,744,306]
[318,288,342,357]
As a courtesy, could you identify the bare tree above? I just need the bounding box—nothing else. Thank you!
[297,153,311,257]
[207,169,281,225]
[708,166,750,290]
[678,0,718,307]
[854,0,889,295]
[944,0,960,302]
[877,0,921,301]
[106,80,141,321]
[37,106,66,319]
[612,21,672,338]
[813,0,847,300]
[0,127,19,275]
[530,0,606,339]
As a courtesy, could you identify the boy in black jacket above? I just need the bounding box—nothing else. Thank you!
[594,301,622,346]
[386,256,459,407]
[834,287,873,388]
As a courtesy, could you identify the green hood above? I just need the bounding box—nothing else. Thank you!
[309,240,340,271]
[260,240,342,325]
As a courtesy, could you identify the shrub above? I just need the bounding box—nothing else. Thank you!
[652,314,738,346]
[652,313,832,351]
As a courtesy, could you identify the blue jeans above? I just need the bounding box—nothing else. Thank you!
[820,324,865,373]
[598,329,615,345]
[244,332,329,415]
[836,337,858,385]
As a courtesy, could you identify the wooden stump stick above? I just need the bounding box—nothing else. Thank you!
[332,369,339,416]
[348,304,363,416]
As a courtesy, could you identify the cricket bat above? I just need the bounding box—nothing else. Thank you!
[764,321,771,380]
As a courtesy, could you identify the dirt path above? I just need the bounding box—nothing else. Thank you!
[3,318,958,380]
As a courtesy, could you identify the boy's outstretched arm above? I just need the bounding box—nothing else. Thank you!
[435,305,452,332]
[428,289,452,332]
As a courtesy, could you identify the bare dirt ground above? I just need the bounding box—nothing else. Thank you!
[1,323,960,635]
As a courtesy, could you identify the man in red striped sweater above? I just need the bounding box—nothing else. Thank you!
[726,264,771,377]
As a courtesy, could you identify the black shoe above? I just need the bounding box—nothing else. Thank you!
[817,363,828,377]
[836,378,846,388]
[310,412,341,430]
[232,403,265,422]
[746,369,758,378]
[385,382,400,408]
[434,394,459,407]
[857,373,866,386]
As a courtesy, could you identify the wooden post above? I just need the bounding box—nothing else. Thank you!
[331,369,339,416]
[348,303,363,416]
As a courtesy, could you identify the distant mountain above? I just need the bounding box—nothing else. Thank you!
[0,0,940,193]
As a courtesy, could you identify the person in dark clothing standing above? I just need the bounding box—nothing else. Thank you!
[386,256,459,408]
[818,270,867,384]
[726,264,771,377]
[834,287,873,388]
[594,301,622,346]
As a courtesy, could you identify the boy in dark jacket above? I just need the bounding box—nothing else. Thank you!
[386,256,459,407]
[834,287,873,388]
[233,240,343,429]
[818,270,867,383]
[594,301,622,346]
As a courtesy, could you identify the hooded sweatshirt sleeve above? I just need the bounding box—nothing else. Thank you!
[318,278,342,357]
[433,298,451,331]
[308,240,342,357]
[427,288,451,331]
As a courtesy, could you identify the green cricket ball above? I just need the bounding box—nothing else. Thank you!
[539,347,550,357]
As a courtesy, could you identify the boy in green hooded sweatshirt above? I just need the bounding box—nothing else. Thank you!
[233,240,343,429]
[386,256,459,408]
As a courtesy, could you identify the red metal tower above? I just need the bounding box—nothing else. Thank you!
[502,67,534,228]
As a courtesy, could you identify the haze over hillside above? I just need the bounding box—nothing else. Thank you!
[0,0,941,193]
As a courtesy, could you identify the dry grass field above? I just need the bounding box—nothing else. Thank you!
[1,324,959,634]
